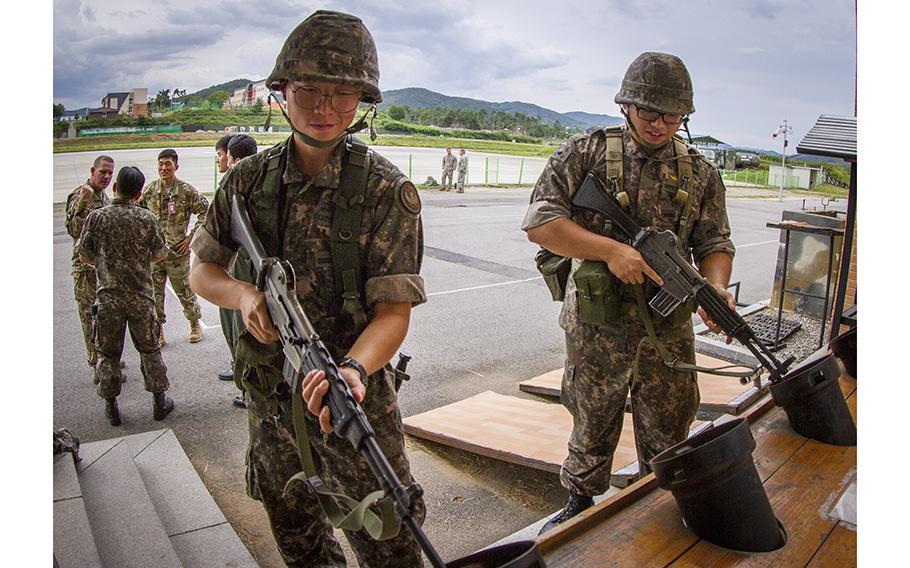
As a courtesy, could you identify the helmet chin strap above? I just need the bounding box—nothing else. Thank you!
[264,92,378,149]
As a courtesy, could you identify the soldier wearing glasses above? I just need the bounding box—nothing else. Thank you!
[523,52,736,533]
[189,10,427,567]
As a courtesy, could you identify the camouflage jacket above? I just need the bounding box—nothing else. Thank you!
[65,180,109,274]
[77,198,167,303]
[139,177,209,257]
[442,153,457,172]
[191,136,427,362]
[457,155,469,175]
[522,127,735,263]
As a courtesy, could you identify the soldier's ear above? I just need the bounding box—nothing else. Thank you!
[112,182,118,194]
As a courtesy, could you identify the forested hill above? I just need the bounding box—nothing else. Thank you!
[177,79,255,102]
[379,87,622,130]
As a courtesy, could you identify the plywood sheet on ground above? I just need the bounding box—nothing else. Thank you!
[403,391,701,478]
[519,353,767,415]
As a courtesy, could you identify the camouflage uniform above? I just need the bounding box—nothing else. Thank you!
[66,181,110,367]
[522,127,735,496]
[191,136,427,568]
[77,197,169,398]
[456,154,468,192]
[139,177,207,326]
[441,153,457,190]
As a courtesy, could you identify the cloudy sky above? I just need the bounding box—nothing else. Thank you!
[54,0,855,149]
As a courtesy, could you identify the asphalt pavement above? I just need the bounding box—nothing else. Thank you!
[52,186,845,565]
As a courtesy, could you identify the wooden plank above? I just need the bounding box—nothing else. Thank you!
[518,353,767,415]
[671,439,856,567]
[404,391,702,481]
[805,522,857,568]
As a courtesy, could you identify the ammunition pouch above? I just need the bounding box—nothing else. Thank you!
[573,260,624,325]
[535,247,572,302]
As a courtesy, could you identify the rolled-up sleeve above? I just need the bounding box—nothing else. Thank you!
[521,140,581,231]
[365,178,427,307]
[190,169,238,268]
[690,168,736,263]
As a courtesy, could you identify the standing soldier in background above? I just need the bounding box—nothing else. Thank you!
[66,155,114,373]
[140,149,208,346]
[456,148,468,193]
[189,10,427,567]
[215,135,236,382]
[215,134,233,176]
[440,147,457,191]
[218,133,259,409]
[78,166,174,426]
[524,52,736,533]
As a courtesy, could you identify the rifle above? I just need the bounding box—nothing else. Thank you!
[230,193,446,568]
[571,172,794,383]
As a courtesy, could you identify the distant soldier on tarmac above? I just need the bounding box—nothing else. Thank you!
[66,155,114,372]
[456,148,468,193]
[441,147,457,190]
[524,52,737,533]
[78,166,174,426]
[140,148,208,346]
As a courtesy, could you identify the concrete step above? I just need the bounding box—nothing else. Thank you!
[132,429,257,568]
[53,453,102,568]
[78,439,184,568]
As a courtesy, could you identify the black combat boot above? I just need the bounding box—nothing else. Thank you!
[104,398,121,426]
[152,392,175,420]
[538,492,594,535]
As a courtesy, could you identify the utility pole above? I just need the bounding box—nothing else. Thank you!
[772,119,792,201]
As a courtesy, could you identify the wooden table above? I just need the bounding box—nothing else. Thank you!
[537,377,857,567]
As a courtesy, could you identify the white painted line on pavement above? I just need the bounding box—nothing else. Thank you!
[428,276,542,297]
[468,370,484,377]
[735,239,779,249]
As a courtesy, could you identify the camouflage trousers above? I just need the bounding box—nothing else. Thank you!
[73,269,98,367]
[93,295,169,399]
[152,253,201,326]
[243,369,425,568]
[440,169,454,189]
[558,300,700,496]
[456,172,466,191]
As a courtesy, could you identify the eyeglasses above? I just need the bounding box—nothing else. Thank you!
[634,105,685,126]
[288,83,362,113]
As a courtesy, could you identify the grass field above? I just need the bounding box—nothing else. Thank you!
[53,131,556,158]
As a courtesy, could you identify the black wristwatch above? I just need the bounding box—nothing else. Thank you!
[338,357,368,384]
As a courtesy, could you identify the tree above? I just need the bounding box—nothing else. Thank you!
[387,105,407,121]
[154,89,172,110]
[53,103,65,118]
[207,89,231,109]
[172,88,187,99]
[253,97,265,114]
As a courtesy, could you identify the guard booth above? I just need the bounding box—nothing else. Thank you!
[795,115,857,338]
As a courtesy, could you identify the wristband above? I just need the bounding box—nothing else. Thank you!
[338,357,368,384]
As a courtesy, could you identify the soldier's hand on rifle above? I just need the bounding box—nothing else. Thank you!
[698,283,736,344]
[239,284,280,344]
[301,368,366,434]
[605,242,664,286]
[174,237,191,255]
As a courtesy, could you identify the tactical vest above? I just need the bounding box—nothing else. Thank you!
[546,126,698,326]
[232,135,372,393]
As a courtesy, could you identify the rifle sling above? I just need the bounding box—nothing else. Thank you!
[630,285,759,381]
[284,389,402,540]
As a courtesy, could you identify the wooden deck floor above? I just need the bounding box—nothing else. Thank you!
[536,377,857,567]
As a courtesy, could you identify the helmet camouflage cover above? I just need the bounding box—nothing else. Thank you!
[267,10,382,104]
[614,52,694,116]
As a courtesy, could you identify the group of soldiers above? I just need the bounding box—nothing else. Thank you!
[440,147,468,192]
[65,135,260,422]
[62,9,736,567]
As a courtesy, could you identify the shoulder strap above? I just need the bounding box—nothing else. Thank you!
[247,139,289,258]
[603,126,630,209]
[330,135,371,332]
[672,137,695,245]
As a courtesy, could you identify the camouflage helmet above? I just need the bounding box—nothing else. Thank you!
[266,10,382,104]
[614,52,694,116]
